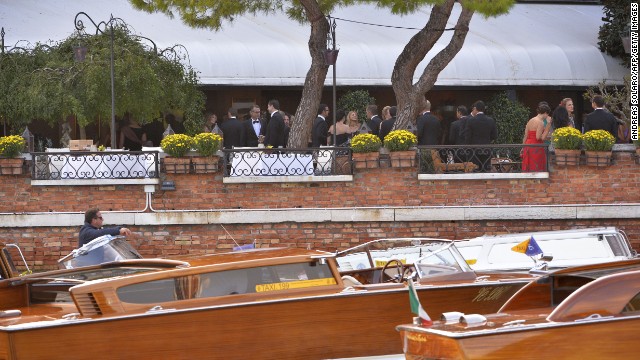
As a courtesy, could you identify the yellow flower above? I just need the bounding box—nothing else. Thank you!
[350,133,382,153]
[384,130,417,152]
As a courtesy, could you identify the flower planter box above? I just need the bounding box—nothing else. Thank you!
[554,149,581,166]
[352,152,379,169]
[163,157,191,174]
[585,151,611,167]
[389,150,416,168]
[191,156,219,174]
[0,158,24,175]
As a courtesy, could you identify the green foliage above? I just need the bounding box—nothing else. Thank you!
[552,127,582,150]
[384,130,417,151]
[0,135,26,158]
[369,0,514,17]
[583,76,631,125]
[351,133,382,153]
[486,92,530,144]
[598,0,630,68]
[582,130,615,152]
[161,133,195,157]
[337,90,376,125]
[0,23,205,136]
[193,132,222,156]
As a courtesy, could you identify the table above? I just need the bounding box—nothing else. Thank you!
[231,151,314,176]
[491,158,521,173]
[47,150,156,179]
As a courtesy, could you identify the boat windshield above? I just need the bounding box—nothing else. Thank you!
[335,238,470,272]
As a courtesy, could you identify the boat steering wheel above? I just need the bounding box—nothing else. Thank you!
[380,259,406,283]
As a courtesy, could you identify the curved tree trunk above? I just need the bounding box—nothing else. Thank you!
[392,0,474,131]
[288,0,329,148]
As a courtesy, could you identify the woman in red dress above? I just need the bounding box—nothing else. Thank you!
[522,103,552,172]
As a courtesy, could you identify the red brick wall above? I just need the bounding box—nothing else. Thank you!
[1,151,639,271]
[3,219,640,272]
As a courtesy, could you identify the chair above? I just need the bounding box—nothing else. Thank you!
[430,150,477,173]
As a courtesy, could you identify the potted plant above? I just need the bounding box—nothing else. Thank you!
[160,134,195,174]
[350,133,382,169]
[551,127,582,166]
[192,133,223,173]
[0,135,26,175]
[582,129,615,167]
[384,130,417,168]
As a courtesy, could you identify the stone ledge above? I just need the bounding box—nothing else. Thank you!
[2,204,639,228]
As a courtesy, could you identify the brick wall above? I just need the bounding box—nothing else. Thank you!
[1,150,639,271]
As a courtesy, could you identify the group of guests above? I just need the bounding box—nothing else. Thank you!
[203,100,291,149]
[521,94,625,171]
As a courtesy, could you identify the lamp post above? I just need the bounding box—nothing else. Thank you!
[74,12,117,149]
[324,16,339,147]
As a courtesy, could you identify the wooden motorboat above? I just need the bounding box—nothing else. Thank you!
[0,237,534,359]
[456,227,637,272]
[397,259,640,360]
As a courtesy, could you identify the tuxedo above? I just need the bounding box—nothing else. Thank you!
[449,117,468,145]
[464,113,497,145]
[244,118,266,147]
[416,112,441,145]
[378,117,395,142]
[220,117,245,149]
[366,115,382,136]
[312,116,328,147]
[584,108,618,138]
[265,111,286,148]
[464,113,497,171]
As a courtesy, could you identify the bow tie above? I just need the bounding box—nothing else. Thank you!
[253,120,259,124]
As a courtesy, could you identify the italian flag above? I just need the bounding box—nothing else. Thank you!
[408,280,432,326]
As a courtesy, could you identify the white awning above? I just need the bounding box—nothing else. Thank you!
[0,0,628,87]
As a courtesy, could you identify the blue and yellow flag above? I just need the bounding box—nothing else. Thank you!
[511,236,543,257]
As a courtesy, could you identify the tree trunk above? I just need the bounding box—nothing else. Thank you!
[288,0,329,148]
[392,0,473,131]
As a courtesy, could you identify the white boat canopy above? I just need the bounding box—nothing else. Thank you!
[0,0,628,87]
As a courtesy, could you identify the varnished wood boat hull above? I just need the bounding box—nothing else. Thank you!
[400,317,640,360]
[1,282,522,359]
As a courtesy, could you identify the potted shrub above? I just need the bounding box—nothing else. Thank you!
[0,135,26,175]
[350,133,382,169]
[160,134,195,174]
[383,130,417,168]
[582,130,615,167]
[551,127,582,166]
[192,133,223,173]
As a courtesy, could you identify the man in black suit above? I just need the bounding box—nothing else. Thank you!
[244,105,266,147]
[416,99,441,146]
[265,99,286,148]
[220,107,245,149]
[449,105,469,146]
[584,95,618,138]
[379,106,397,142]
[464,100,497,171]
[312,103,329,148]
[365,104,382,137]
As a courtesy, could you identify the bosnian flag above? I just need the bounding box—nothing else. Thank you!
[408,280,432,326]
[511,236,543,257]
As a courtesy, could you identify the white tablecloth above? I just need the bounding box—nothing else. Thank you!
[231,151,314,176]
[47,150,156,179]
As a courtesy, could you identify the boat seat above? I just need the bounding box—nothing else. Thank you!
[341,275,362,286]
[431,150,477,173]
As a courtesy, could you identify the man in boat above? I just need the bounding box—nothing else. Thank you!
[78,208,131,247]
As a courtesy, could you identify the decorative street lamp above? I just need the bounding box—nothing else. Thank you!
[73,12,117,149]
[324,16,339,148]
[21,127,34,153]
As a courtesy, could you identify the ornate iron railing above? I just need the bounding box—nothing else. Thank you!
[222,147,352,177]
[30,151,160,180]
[418,144,549,174]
